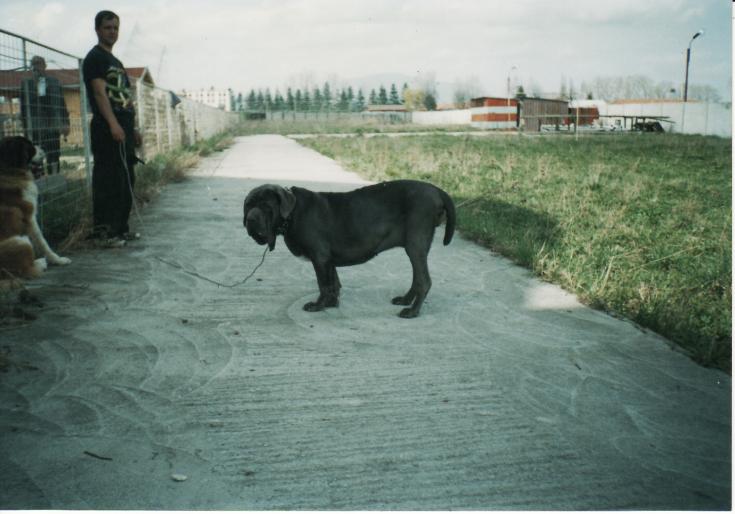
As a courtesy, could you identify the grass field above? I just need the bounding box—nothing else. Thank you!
[298,132,732,371]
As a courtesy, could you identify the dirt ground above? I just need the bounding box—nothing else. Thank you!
[0,135,730,509]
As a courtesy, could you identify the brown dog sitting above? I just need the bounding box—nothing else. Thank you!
[0,136,71,287]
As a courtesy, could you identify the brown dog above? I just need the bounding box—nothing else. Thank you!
[0,136,71,286]
[244,180,455,318]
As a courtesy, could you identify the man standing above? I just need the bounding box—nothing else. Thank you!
[82,10,142,245]
[20,55,70,175]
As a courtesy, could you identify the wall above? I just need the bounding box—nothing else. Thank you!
[412,109,472,125]
[603,101,731,137]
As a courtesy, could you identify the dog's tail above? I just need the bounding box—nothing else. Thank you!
[439,188,456,245]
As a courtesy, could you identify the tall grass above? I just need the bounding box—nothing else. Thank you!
[300,133,732,371]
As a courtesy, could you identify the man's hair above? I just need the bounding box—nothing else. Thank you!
[95,10,119,29]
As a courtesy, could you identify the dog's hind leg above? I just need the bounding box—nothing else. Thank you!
[304,261,340,312]
[394,233,433,318]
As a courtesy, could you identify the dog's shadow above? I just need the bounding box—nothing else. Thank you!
[453,195,560,267]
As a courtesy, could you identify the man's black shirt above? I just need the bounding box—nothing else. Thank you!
[82,45,134,119]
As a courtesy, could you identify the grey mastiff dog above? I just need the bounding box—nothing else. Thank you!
[243,180,456,318]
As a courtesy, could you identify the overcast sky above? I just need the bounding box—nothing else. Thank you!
[1,0,731,102]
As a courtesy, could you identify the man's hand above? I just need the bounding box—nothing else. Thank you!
[110,121,125,143]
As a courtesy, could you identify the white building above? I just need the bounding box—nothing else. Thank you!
[179,87,233,112]
[568,99,731,137]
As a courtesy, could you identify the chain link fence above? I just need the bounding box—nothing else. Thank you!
[1,28,238,239]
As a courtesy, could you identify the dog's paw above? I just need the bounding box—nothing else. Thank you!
[391,295,413,306]
[398,307,420,319]
[49,256,71,266]
[303,301,325,312]
[33,257,48,273]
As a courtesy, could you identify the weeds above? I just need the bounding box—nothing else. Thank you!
[300,132,732,371]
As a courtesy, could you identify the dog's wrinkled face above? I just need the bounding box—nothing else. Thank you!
[243,185,296,251]
[244,190,278,250]
[0,136,36,169]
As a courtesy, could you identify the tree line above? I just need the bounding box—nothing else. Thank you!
[233,82,438,112]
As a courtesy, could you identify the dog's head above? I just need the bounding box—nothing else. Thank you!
[243,184,296,251]
[0,136,36,170]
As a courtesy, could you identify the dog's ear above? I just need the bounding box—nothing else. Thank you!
[275,187,296,219]
[243,189,257,224]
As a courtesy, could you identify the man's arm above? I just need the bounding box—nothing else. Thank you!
[90,78,125,142]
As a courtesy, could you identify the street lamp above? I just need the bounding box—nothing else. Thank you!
[684,29,704,102]
[506,65,516,126]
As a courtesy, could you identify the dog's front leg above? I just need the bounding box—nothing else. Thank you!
[304,260,340,312]
[29,216,71,266]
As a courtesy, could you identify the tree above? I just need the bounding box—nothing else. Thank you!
[246,89,257,111]
[423,92,437,111]
[312,88,323,111]
[369,88,377,105]
[378,85,388,104]
[403,88,426,111]
[346,86,354,109]
[559,76,568,100]
[337,90,349,111]
[389,83,400,105]
[273,90,285,111]
[687,84,722,102]
[355,89,366,111]
[322,82,333,111]
[286,87,295,111]
[453,76,483,107]
[578,74,724,101]
[294,89,303,111]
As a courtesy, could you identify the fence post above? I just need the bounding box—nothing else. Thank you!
[166,91,174,151]
[153,91,161,155]
[78,59,92,188]
[136,80,146,160]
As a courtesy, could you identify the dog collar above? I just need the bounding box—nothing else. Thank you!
[275,216,290,235]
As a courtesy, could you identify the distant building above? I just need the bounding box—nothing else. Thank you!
[179,87,233,111]
[518,97,569,131]
[470,97,518,130]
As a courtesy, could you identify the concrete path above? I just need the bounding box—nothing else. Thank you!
[0,135,730,510]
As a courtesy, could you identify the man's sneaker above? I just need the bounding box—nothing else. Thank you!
[101,237,126,248]
[121,232,141,241]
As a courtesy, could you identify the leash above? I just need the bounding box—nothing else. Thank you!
[119,140,145,227]
[117,140,268,288]
[154,246,269,288]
